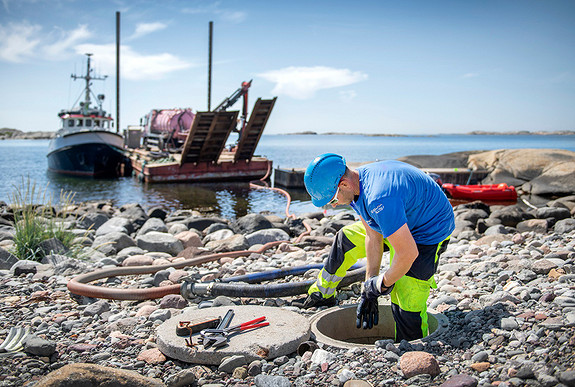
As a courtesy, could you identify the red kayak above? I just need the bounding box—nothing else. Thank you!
[442,183,517,201]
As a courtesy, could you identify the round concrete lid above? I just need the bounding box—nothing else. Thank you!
[156,305,311,365]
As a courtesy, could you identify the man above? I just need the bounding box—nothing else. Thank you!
[303,153,454,341]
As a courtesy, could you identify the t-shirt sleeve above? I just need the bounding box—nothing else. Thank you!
[369,196,407,238]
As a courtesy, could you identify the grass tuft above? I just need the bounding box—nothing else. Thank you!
[9,178,85,261]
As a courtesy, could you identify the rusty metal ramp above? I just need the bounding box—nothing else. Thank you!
[234,98,276,162]
[180,111,238,165]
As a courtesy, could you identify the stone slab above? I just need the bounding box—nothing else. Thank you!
[156,305,310,365]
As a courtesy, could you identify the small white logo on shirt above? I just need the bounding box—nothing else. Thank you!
[371,204,385,214]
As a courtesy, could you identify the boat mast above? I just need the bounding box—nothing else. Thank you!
[72,53,107,113]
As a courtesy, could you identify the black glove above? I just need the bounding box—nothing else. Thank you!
[302,292,337,309]
[356,293,379,329]
[364,275,394,299]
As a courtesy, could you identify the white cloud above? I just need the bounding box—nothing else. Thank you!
[258,66,368,99]
[74,43,193,80]
[0,22,92,62]
[128,22,167,41]
[0,22,42,62]
[182,3,246,23]
[44,25,92,59]
[339,90,357,102]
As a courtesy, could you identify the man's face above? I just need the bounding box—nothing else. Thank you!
[330,181,354,207]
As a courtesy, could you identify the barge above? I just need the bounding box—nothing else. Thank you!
[129,98,276,183]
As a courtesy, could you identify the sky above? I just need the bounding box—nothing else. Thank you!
[0,0,574,135]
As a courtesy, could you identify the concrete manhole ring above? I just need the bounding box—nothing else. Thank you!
[310,303,448,349]
[156,305,311,365]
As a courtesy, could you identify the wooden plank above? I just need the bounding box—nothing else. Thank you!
[234,98,276,162]
[180,111,238,165]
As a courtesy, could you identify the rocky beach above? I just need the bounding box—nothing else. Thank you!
[1,148,575,387]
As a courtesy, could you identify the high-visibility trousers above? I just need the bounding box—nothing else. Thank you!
[308,221,449,342]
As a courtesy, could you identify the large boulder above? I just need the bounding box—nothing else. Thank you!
[468,149,575,195]
[34,363,165,387]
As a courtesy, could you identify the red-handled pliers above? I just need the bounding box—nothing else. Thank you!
[201,316,269,348]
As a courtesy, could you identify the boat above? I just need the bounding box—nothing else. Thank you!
[442,183,518,201]
[47,53,128,177]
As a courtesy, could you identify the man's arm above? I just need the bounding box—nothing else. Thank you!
[360,217,384,280]
[381,223,418,286]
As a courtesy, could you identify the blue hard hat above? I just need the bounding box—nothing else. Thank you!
[304,153,346,207]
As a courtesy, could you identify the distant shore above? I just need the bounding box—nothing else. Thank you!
[2,127,574,140]
[0,128,54,140]
[285,130,575,136]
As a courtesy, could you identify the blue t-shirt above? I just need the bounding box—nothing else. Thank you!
[350,160,454,245]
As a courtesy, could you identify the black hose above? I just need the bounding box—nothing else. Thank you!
[219,262,365,284]
[181,267,366,299]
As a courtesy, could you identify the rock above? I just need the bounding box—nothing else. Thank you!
[84,300,111,316]
[10,259,40,276]
[440,374,478,387]
[559,370,575,386]
[555,218,575,234]
[233,214,274,234]
[78,212,109,231]
[92,231,136,255]
[175,231,203,248]
[488,206,531,228]
[310,348,337,365]
[37,238,69,256]
[469,149,575,196]
[137,348,167,364]
[185,217,227,232]
[33,363,165,387]
[118,203,149,230]
[203,229,235,243]
[159,294,187,309]
[164,369,196,387]
[205,234,249,252]
[245,229,290,246]
[0,246,18,270]
[218,355,247,373]
[148,207,168,220]
[149,309,171,322]
[470,362,490,372]
[531,259,558,274]
[536,206,571,221]
[517,219,548,233]
[399,351,440,378]
[137,218,169,236]
[136,232,184,256]
[122,254,154,266]
[95,217,134,236]
[254,374,291,387]
[23,335,57,357]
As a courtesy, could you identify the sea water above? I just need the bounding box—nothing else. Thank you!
[1,134,573,218]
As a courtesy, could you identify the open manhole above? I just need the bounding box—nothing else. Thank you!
[310,303,448,349]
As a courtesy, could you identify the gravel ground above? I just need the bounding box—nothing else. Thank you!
[1,200,574,387]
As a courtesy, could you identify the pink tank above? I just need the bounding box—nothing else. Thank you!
[144,109,195,141]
